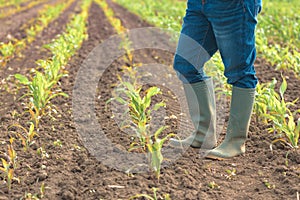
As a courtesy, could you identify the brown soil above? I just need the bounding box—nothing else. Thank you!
[0,1,299,200]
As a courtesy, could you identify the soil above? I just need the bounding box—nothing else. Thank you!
[0,1,299,200]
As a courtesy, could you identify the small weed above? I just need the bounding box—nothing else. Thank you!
[263,179,275,189]
[225,168,236,180]
[208,181,220,189]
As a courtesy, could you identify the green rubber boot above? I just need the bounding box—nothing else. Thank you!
[205,86,255,160]
[170,78,217,149]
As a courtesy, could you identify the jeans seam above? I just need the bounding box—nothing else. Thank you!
[242,0,246,64]
[195,23,210,70]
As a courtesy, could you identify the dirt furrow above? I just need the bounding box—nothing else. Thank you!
[33,2,117,199]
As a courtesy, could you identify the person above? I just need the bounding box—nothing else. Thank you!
[169,0,262,160]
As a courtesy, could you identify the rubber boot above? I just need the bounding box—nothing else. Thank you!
[205,86,255,160]
[170,78,217,149]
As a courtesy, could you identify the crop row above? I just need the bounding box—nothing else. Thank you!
[0,0,48,19]
[257,0,300,77]
[1,0,92,196]
[0,0,75,66]
[95,1,175,198]
[0,0,31,9]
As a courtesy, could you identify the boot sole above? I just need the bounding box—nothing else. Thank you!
[204,154,227,161]
[205,152,245,161]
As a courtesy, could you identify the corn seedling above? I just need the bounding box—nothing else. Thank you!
[13,0,91,121]
[37,147,49,159]
[36,58,67,85]
[109,80,179,179]
[14,72,68,125]
[9,123,38,151]
[0,42,15,65]
[40,182,45,198]
[146,126,177,179]
[21,182,45,199]
[208,181,220,189]
[101,0,180,177]
[129,187,171,200]
[263,179,275,189]
[225,168,236,180]
[95,0,137,80]
[53,139,63,147]
[254,76,299,148]
[22,192,40,200]
[0,138,19,190]
[110,81,166,149]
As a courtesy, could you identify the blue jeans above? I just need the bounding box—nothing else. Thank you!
[173,0,262,88]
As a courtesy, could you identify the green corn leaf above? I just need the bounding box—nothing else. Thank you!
[150,142,163,178]
[154,126,167,140]
[14,74,30,85]
[113,96,127,105]
[46,92,69,104]
[146,86,161,99]
[1,158,9,170]
[29,123,34,135]
[279,75,287,98]
[294,118,300,146]
[130,96,141,116]
[287,115,295,132]
[153,102,166,111]
[144,87,161,108]
[123,81,135,92]
[160,133,177,146]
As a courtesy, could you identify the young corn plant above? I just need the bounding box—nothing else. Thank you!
[101,0,179,178]
[9,122,38,151]
[110,80,178,179]
[255,76,299,148]
[0,42,15,65]
[111,81,166,149]
[36,58,67,85]
[147,126,178,179]
[0,138,19,191]
[15,72,68,125]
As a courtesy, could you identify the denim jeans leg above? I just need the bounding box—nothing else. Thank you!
[173,0,218,84]
[205,0,261,88]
